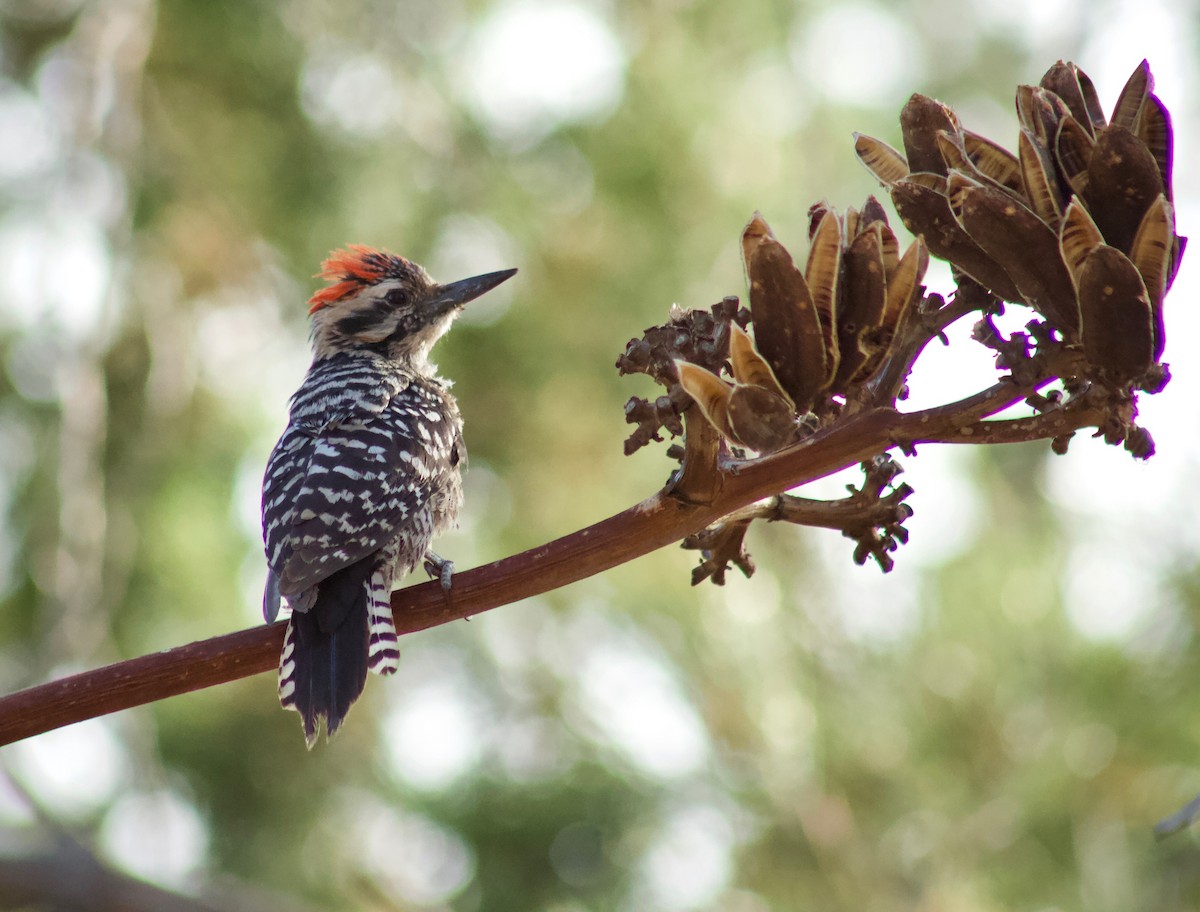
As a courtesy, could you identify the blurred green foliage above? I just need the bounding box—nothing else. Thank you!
[1,0,1199,910]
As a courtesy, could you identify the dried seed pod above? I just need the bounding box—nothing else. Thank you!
[1128,195,1174,357]
[1017,86,1063,145]
[878,219,901,278]
[727,384,798,452]
[859,195,890,228]
[935,130,972,174]
[1059,198,1106,283]
[675,360,733,436]
[863,236,929,377]
[742,214,827,411]
[1016,84,1037,135]
[805,209,842,387]
[1137,93,1173,203]
[900,94,961,175]
[1110,59,1152,129]
[834,222,887,390]
[1054,115,1095,196]
[806,200,836,240]
[1082,125,1164,254]
[882,235,928,333]
[946,169,982,218]
[1077,245,1155,380]
[854,133,910,186]
[1039,60,1097,137]
[956,183,1079,332]
[842,205,860,242]
[1129,195,1174,301]
[943,131,1030,201]
[1040,89,1075,134]
[903,171,950,193]
[1018,128,1065,228]
[1074,64,1108,130]
[891,177,1023,302]
[729,323,793,404]
[962,130,1022,192]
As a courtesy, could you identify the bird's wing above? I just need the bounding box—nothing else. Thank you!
[263,382,461,600]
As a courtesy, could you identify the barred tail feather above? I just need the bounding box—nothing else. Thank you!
[367,568,400,676]
[277,557,374,746]
[278,620,299,708]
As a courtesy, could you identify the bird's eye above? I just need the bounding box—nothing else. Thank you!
[384,287,408,306]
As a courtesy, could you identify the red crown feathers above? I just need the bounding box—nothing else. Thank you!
[307,245,404,313]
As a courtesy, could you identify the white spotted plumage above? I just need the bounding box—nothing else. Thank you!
[263,354,464,724]
[260,245,513,745]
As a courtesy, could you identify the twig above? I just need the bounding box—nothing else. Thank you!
[860,286,995,408]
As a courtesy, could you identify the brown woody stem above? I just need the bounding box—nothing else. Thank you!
[0,393,1108,746]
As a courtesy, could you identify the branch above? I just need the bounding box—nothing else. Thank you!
[860,283,995,408]
[0,393,1115,746]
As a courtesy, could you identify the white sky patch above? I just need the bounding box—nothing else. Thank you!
[479,595,551,670]
[1081,3,1193,123]
[0,772,35,825]
[383,674,487,791]
[0,213,110,342]
[734,53,811,138]
[634,804,736,911]
[0,411,34,599]
[50,151,127,228]
[99,789,209,887]
[238,552,273,626]
[1055,471,1185,644]
[461,0,626,144]
[576,636,709,778]
[966,0,1084,53]
[805,442,982,569]
[495,713,575,781]
[467,462,514,531]
[758,686,818,764]
[818,543,926,645]
[0,79,59,183]
[352,801,476,906]
[894,454,983,565]
[510,138,596,215]
[427,215,521,326]
[1063,722,1118,778]
[790,4,923,107]
[9,719,127,819]
[300,49,404,137]
[194,283,309,407]
[232,451,270,545]
[1041,232,1200,648]
[722,562,781,626]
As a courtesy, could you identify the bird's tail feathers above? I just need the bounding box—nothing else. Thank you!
[366,567,400,676]
[278,558,375,746]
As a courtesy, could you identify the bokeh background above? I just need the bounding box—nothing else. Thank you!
[1,0,1199,909]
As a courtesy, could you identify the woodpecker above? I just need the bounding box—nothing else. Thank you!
[262,245,516,745]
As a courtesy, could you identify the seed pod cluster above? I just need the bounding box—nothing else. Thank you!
[855,59,1184,386]
[676,201,929,451]
[617,297,751,456]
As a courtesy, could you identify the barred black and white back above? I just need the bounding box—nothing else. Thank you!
[261,246,512,746]
[263,354,465,743]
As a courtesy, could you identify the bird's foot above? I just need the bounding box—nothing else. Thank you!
[424,551,454,601]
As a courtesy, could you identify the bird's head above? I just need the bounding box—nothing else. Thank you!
[306,245,517,365]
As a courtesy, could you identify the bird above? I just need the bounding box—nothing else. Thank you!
[261,244,516,745]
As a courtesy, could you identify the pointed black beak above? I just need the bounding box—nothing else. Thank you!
[427,268,518,315]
